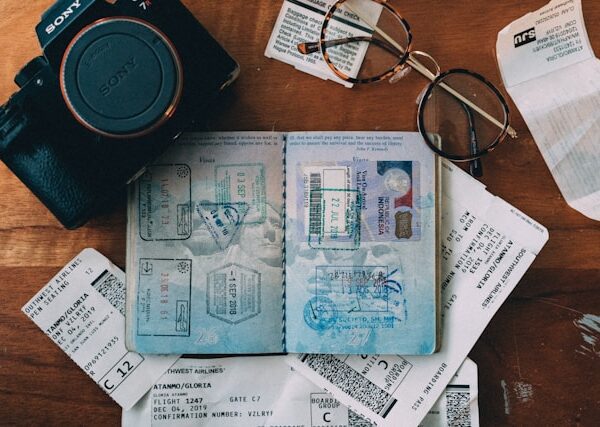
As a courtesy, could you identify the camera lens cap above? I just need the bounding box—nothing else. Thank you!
[60,17,183,138]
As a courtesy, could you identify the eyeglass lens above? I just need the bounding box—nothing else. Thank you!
[322,0,409,82]
[420,71,508,161]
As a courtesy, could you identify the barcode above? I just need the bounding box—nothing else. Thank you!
[309,173,322,234]
[91,270,126,316]
[348,409,375,427]
[446,385,471,426]
[301,354,397,418]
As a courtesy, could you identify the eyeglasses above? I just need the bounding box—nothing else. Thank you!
[297,0,517,177]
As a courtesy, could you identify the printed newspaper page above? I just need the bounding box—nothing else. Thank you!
[265,0,383,87]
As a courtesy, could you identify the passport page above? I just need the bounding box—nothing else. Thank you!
[285,132,440,354]
[126,132,285,354]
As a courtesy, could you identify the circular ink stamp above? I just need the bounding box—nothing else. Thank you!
[304,296,338,331]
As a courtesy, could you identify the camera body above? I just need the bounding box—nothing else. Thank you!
[0,0,239,228]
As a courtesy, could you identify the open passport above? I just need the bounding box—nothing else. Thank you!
[125,132,440,354]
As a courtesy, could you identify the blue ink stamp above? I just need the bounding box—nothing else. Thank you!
[139,164,192,241]
[313,266,408,332]
[137,258,192,337]
[316,266,390,313]
[196,202,249,250]
[215,163,266,224]
[303,296,338,331]
[206,263,261,325]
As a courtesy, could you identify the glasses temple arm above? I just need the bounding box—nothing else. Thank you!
[298,36,404,57]
[343,3,517,139]
[462,103,483,177]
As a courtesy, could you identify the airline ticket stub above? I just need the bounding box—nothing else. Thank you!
[122,355,479,426]
[22,249,179,409]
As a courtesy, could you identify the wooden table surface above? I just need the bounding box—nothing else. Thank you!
[0,1,599,426]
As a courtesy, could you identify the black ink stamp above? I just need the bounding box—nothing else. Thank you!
[206,263,261,325]
[313,266,408,331]
[139,164,192,241]
[197,202,249,250]
[136,258,192,337]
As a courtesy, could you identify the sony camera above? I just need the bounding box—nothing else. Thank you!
[0,0,239,228]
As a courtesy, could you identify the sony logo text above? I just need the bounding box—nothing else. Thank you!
[46,0,82,35]
[100,57,138,96]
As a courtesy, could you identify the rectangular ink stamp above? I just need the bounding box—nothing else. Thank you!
[315,266,390,313]
[139,164,192,241]
[137,258,192,337]
[303,164,352,235]
[206,263,262,325]
[305,266,407,336]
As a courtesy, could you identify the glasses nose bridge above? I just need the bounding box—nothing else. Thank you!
[409,50,441,79]
[389,50,441,85]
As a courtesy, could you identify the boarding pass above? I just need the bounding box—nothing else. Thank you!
[22,249,179,409]
[123,355,479,426]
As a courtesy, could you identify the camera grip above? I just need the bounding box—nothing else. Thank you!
[1,130,108,228]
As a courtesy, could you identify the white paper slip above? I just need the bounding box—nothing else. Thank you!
[22,249,180,410]
[496,0,600,220]
[122,355,479,427]
[265,0,383,87]
[288,160,548,427]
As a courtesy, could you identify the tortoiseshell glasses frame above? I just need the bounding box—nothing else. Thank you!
[298,0,517,176]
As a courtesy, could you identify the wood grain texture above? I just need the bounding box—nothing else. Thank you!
[0,1,599,426]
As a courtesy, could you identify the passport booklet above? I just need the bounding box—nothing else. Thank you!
[125,132,440,355]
